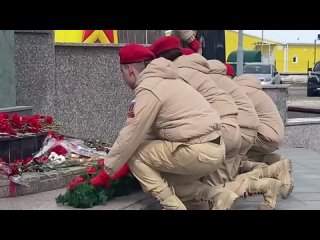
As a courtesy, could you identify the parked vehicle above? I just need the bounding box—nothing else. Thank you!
[243,63,282,85]
[307,61,320,97]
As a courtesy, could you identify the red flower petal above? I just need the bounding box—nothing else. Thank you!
[13,159,24,164]
[23,157,33,165]
[0,113,10,119]
[68,177,85,190]
[34,155,49,164]
[21,116,31,123]
[98,159,105,166]
[50,145,68,155]
[45,116,53,125]
[86,166,96,175]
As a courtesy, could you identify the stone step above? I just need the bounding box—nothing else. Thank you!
[3,147,320,209]
[0,106,33,115]
[0,166,86,198]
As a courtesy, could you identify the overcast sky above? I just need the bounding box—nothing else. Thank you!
[243,30,320,44]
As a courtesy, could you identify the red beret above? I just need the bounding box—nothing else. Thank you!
[119,43,155,64]
[150,36,181,56]
[224,63,235,77]
[181,48,194,55]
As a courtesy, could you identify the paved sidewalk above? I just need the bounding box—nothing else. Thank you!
[0,147,319,210]
[233,147,320,210]
[288,98,320,110]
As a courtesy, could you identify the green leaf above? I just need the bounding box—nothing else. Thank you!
[56,176,141,208]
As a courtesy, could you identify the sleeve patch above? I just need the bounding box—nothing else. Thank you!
[128,99,136,118]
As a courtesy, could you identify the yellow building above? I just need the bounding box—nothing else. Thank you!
[53,30,319,74]
[225,30,279,68]
[225,30,320,73]
[273,43,320,73]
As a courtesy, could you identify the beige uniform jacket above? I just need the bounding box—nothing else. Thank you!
[234,74,284,145]
[105,58,222,175]
[173,54,238,123]
[207,60,260,136]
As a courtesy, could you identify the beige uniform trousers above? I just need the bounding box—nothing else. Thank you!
[128,139,225,201]
[205,118,241,185]
[246,133,282,165]
[237,130,268,174]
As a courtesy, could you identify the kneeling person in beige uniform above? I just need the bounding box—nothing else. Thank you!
[209,60,293,199]
[150,36,281,210]
[98,43,239,210]
[234,74,293,199]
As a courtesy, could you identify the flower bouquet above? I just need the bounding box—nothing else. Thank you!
[56,159,141,208]
[0,112,58,137]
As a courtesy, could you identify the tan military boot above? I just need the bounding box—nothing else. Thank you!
[155,187,187,210]
[238,158,294,199]
[198,183,239,210]
[225,177,281,210]
[235,168,263,182]
[173,181,237,210]
[255,178,282,210]
[261,158,294,199]
[238,160,268,174]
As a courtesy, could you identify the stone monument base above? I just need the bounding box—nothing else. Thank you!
[0,106,32,115]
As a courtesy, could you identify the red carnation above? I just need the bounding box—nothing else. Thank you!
[68,177,86,191]
[34,155,49,164]
[30,117,41,128]
[48,130,64,140]
[12,113,21,122]
[86,167,97,175]
[21,116,31,123]
[4,125,15,135]
[50,145,68,155]
[23,157,33,165]
[11,114,22,128]
[9,164,20,176]
[98,159,105,166]
[44,115,53,125]
[13,159,24,164]
[0,113,9,119]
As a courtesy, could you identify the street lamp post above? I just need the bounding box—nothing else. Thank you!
[261,30,264,62]
[314,39,317,66]
[237,30,244,75]
[313,34,320,66]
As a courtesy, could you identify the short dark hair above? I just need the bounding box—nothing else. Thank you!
[157,48,182,61]
[121,60,152,73]
[133,60,152,72]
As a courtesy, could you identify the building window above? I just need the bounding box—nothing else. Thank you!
[118,30,168,44]
[293,56,298,63]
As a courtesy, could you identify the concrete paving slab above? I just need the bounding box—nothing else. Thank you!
[1,147,320,210]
